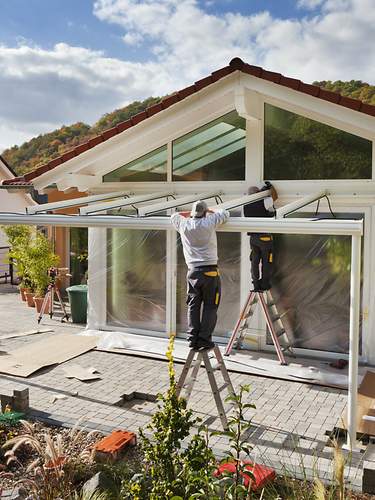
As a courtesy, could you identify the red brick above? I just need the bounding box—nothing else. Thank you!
[88,136,103,148]
[242,64,263,77]
[229,57,245,70]
[194,76,213,90]
[280,76,301,91]
[61,150,77,162]
[116,120,132,133]
[74,142,91,155]
[101,127,118,140]
[131,111,148,125]
[261,70,281,84]
[360,102,375,116]
[318,88,341,103]
[146,102,163,116]
[299,82,320,97]
[161,94,180,109]
[211,66,234,81]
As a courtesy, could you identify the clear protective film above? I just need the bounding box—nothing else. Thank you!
[85,210,362,356]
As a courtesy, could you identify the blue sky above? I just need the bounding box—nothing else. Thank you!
[0,0,373,151]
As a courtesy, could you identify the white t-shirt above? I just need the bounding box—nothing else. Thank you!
[171,209,230,268]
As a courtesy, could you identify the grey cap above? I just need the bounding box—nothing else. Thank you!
[191,200,208,218]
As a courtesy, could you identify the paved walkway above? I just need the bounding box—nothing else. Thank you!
[0,285,370,491]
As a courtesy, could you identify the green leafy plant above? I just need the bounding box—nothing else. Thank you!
[213,385,256,500]
[27,232,59,297]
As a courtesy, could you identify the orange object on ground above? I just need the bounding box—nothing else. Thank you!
[214,460,276,491]
[94,430,137,462]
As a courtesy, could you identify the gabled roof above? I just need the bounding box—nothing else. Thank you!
[3,57,375,187]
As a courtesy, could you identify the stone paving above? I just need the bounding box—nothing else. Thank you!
[0,284,371,491]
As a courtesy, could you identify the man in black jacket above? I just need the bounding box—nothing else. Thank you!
[244,182,278,292]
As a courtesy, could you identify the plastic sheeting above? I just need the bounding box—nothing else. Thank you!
[85,209,363,356]
[269,213,363,354]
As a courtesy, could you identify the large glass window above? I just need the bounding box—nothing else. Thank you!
[103,145,167,182]
[269,213,363,353]
[173,111,246,181]
[264,104,372,180]
[107,228,166,331]
[176,232,241,336]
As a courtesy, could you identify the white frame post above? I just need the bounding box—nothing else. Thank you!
[345,233,362,450]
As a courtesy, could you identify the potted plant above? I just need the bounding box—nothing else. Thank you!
[27,233,59,313]
[1,225,33,299]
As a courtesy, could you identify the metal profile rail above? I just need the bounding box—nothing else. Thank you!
[80,192,174,215]
[212,190,271,211]
[276,190,328,218]
[137,192,221,216]
[26,190,131,214]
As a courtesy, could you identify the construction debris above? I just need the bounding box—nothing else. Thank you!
[62,364,101,382]
[0,389,29,413]
[94,430,137,462]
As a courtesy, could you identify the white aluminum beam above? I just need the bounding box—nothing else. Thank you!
[137,192,221,216]
[80,192,174,215]
[276,190,328,218]
[26,191,131,214]
[0,213,363,236]
[213,190,271,211]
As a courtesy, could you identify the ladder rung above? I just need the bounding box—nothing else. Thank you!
[276,329,286,337]
[271,315,281,322]
[218,382,230,392]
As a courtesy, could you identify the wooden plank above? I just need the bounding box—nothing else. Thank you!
[0,334,97,377]
[0,329,53,340]
[342,371,375,436]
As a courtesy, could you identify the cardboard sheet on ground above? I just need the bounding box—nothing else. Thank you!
[81,329,353,388]
[0,328,53,340]
[342,370,375,436]
[0,334,97,377]
[62,364,101,381]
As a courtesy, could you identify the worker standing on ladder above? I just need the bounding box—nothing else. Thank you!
[244,182,278,292]
[171,201,230,350]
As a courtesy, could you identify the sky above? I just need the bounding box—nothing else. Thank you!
[0,0,374,152]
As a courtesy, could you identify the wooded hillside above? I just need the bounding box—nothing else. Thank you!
[2,81,373,177]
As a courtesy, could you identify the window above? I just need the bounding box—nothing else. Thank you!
[173,111,246,181]
[69,228,88,285]
[107,228,166,331]
[264,104,372,180]
[103,145,167,182]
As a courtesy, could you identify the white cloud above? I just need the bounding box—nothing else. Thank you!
[297,0,325,9]
[0,0,374,151]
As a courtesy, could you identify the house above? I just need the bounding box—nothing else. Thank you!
[2,57,374,365]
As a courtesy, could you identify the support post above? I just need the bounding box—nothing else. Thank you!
[345,233,362,450]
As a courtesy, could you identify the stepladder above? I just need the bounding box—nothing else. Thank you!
[176,346,237,430]
[225,289,294,365]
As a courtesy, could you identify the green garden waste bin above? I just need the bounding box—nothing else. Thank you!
[66,285,88,324]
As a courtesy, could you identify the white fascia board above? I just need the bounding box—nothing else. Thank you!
[26,190,131,214]
[138,192,221,216]
[276,190,328,218]
[0,213,363,237]
[241,74,375,138]
[213,190,271,211]
[80,192,174,215]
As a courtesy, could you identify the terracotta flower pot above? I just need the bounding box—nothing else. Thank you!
[19,287,29,301]
[24,291,35,307]
[33,296,50,313]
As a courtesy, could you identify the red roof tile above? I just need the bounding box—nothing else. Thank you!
[2,177,32,186]
[22,57,375,182]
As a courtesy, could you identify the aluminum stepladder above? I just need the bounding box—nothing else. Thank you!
[176,345,237,430]
[224,289,294,365]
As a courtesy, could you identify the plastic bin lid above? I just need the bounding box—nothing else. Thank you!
[66,285,88,292]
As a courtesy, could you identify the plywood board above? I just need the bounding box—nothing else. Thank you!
[342,371,375,436]
[0,334,97,377]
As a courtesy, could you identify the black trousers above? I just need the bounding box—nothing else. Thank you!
[186,266,221,345]
[250,234,273,289]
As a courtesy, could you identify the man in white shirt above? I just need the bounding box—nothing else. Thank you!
[171,200,230,350]
[244,182,278,292]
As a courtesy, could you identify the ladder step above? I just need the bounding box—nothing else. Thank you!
[276,329,286,337]
[218,382,230,392]
[271,315,281,322]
